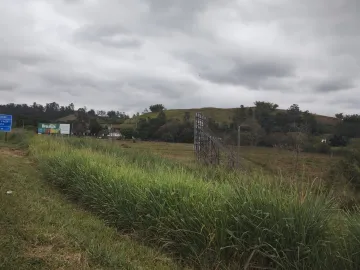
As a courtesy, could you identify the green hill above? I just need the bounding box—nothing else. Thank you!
[120,107,340,130]
[55,107,340,131]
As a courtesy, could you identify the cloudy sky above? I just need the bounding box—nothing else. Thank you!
[0,0,359,116]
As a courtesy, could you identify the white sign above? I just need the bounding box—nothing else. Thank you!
[59,124,71,135]
[41,123,57,129]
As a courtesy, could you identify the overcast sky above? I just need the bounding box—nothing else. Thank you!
[0,0,359,116]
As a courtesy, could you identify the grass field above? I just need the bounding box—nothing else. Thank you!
[22,135,360,268]
[113,140,339,180]
[3,132,360,269]
[0,137,182,270]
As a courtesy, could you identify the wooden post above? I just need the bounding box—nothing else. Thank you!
[5,132,8,142]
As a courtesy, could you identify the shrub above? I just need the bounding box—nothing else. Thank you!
[121,128,135,139]
[329,134,350,147]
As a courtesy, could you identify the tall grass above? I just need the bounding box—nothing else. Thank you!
[62,137,240,182]
[0,129,31,148]
[29,136,360,269]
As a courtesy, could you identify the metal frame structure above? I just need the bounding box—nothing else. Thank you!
[194,112,239,169]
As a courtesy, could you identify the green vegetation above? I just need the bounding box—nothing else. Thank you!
[17,135,360,269]
[3,100,360,268]
[0,135,181,270]
[1,100,355,154]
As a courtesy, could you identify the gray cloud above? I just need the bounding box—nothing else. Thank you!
[0,0,359,116]
[175,51,295,90]
[74,24,143,48]
[39,69,99,89]
[314,78,355,93]
[199,59,294,89]
[0,81,17,91]
[0,51,53,71]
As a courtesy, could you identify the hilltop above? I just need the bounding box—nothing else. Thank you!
[55,107,340,130]
[119,107,340,130]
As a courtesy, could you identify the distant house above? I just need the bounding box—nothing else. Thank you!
[98,123,123,138]
[108,124,122,132]
[100,123,122,133]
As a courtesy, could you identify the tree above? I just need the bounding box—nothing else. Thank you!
[254,101,278,134]
[114,111,129,119]
[45,102,60,112]
[149,104,165,113]
[136,111,167,140]
[68,103,75,111]
[89,118,102,135]
[335,114,360,138]
[247,119,265,146]
[274,111,290,132]
[121,128,135,139]
[72,121,87,136]
[302,110,318,134]
[76,108,88,122]
[288,104,300,113]
[287,104,302,129]
[87,109,96,116]
[97,110,107,117]
[232,105,247,128]
[335,113,344,120]
[254,101,278,111]
[107,110,117,118]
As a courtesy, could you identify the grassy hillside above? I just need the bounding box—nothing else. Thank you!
[57,114,124,128]
[56,114,78,122]
[55,107,340,131]
[120,107,340,130]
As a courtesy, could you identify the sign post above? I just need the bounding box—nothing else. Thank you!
[0,114,12,142]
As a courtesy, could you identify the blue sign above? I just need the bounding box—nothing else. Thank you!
[0,114,12,132]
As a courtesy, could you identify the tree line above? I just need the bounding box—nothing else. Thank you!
[0,102,130,126]
[1,101,360,150]
[127,102,360,152]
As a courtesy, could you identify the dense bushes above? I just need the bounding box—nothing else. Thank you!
[28,136,360,269]
[329,134,350,147]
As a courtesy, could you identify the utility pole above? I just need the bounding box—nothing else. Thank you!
[237,125,241,168]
